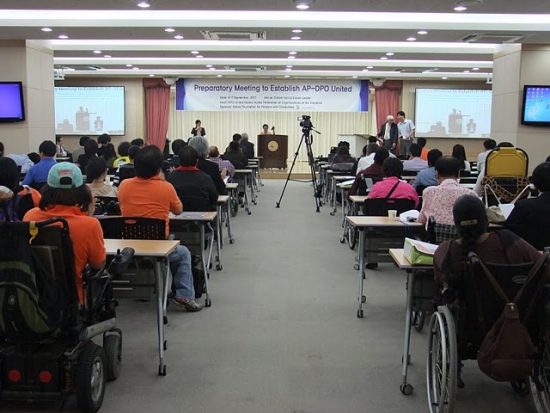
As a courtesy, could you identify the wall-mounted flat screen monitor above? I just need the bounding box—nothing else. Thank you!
[521,85,550,126]
[54,86,125,135]
[0,81,25,123]
[415,88,492,138]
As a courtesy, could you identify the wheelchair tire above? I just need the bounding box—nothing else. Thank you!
[426,306,457,413]
[530,330,550,412]
[76,344,107,413]
[348,227,357,250]
[413,311,426,332]
[230,198,239,218]
[104,334,122,382]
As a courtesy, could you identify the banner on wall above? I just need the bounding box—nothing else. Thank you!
[175,79,369,112]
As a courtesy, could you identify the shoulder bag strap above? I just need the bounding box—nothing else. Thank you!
[477,259,513,304]
[385,180,401,199]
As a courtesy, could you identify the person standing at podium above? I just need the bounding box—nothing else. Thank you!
[191,119,206,137]
[260,124,272,135]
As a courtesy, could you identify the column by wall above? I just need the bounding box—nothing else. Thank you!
[0,40,55,154]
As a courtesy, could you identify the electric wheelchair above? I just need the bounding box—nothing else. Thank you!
[0,218,134,413]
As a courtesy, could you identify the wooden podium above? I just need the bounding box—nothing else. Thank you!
[257,134,288,169]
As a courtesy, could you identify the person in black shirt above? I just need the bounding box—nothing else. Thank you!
[165,139,187,170]
[76,139,98,174]
[223,141,248,169]
[188,136,227,195]
[96,133,111,157]
[240,133,255,159]
[191,119,206,137]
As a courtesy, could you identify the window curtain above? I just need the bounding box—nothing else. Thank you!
[374,80,403,133]
[143,78,171,149]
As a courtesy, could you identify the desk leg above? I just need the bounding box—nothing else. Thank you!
[250,172,257,205]
[330,178,338,215]
[155,260,167,376]
[242,175,251,215]
[401,270,415,395]
[217,204,224,249]
[257,159,264,186]
[226,200,234,244]
[201,224,212,307]
[214,219,222,271]
[341,187,346,225]
[357,228,366,318]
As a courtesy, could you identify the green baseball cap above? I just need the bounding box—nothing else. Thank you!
[47,162,84,189]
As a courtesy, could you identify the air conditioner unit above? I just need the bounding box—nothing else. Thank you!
[224,66,266,72]
[163,77,179,85]
[371,78,386,87]
[54,69,65,81]
[201,30,266,40]
[459,33,527,43]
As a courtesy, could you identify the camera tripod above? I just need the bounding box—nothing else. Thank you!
[275,127,323,212]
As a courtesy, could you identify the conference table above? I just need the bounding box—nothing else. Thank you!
[233,169,256,215]
[217,195,234,246]
[104,238,179,376]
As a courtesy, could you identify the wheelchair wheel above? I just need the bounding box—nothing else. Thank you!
[413,311,426,332]
[230,198,239,217]
[76,343,107,413]
[348,227,357,250]
[530,331,550,412]
[104,334,122,382]
[426,306,457,413]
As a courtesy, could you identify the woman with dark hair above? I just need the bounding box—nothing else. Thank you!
[0,157,40,220]
[23,162,106,302]
[331,145,356,165]
[86,156,118,198]
[97,133,111,157]
[102,143,117,167]
[451,144,470,172]
[76,139,98,173]
[434,195,541,289]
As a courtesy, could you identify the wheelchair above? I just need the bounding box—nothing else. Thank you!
[426,251,550,413]
[0,218,134,413]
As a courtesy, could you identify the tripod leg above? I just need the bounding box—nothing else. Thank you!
[275,135,304,208]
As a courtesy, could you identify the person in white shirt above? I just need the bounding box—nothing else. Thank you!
[356,143,379,172]
[476,138,496,174]
[402,143,428,172]
[396,110,415,156]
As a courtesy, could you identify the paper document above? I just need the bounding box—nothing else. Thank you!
[498,203,515,220]
[182,213,206,218]
[399,209,420,223]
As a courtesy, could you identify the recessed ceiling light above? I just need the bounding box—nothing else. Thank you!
[58,34,69,39]
[149,74,155,77]
[454,5,467,11]
[196,55,204,58]
[174,35,184,39]
[362,69,369,72]
[287,56,296,59]
[41,27,52,32]
[104,55,112,58]
[367,66,373,69]
[286,65,293,68]
[206,64,213,68]
[289,51,297,55]
[132,67,139,70]
[126,64,133,67]
[442,76,448,79]
[406,37,417,41]
[472,67,480,71]
[291,36,301,40]
[217,74,223,77]
[386,52,394,56]
[292,29,303,33]
[191,51,199,54]
[380,56,388,60]
[296,3,310,10]
[463,70,470,73]
[284,75,290,78]
[93,50,102,54]
[417,30,428,35]
[137,0,150,8]
[165,28,175,32]
[352,76,358,79]
[285,68,292,71]
[209,68,216,71]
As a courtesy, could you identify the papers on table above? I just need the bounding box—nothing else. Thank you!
[399,209,419,223]
[498,203,515,220]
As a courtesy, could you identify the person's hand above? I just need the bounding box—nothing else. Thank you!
[168,166,175,173]
[392,143,396,149]
[159,171,166,181]
[221,168,227,180]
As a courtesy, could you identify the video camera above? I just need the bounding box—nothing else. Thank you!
[297,115,313,130]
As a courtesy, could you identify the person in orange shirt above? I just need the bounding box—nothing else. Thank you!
[0,157,41,220]
[118,146,202,312]
[417,137,429,161]
[23,162,106,303]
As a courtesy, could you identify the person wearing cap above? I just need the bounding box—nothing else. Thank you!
[377,115,398,152]
[23,162,106,303]
[433,194,542,289]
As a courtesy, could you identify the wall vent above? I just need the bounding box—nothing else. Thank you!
[225,66,266,72]
[458,33,527,43]
[201,30,266,40]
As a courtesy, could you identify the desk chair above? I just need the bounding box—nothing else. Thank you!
[94,196,120,216]
[426,216,459,245]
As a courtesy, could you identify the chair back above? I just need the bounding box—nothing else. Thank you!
[362,198,415,216]
[357,175,377,196]
[100,217,165,240]
[118,165,136,183]
[486,147,528,178]
[426,216,458,245]
[179,196,214,212]
[94,196,121,216]
[402,170,418,177]
[331,162,354,173]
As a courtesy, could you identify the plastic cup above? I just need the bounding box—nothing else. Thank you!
[388,210,397,220]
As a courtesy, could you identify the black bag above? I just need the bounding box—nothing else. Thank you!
[191,255,206,299]
[0,186,35,222]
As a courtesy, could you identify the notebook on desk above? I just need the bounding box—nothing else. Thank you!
[181,213,206,218]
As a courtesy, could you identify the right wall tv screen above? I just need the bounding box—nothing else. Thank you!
[415,89,492,138]
[521,85,550,126]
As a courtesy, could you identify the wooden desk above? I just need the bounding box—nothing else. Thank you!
[389,248,433,396]
[339,195,368,247]
[217,195,234,245]
[346,216,425,318]
[248,157,264,186]
[104,238,179,376]
[234,169,256,214]
[330,175,355,216]
[226,182,238,190]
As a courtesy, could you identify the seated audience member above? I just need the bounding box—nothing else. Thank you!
[113,141,131,168]
[356,143,379,172]
[331,145,356,165]
[23,162,106,303]
[547,155,550,163]
[477,138,497,174]
[434,194,542,289]
[418,156,477,226]
[76,139,99,174]
[55,135,70,157]
[118,146,202,311]
[223,141,248,170]
[102,143,117,167]
[167,146,218,211]
[22,140,57,189]
[505,162,550,234]
[402,143,428,172]
[225,133,242,153]
[86,156,118,198]
[417,137,429,161]
[412,149,443,191]
[0,142,36,174]
[208,145,235,178]
[189,136,227,195]
[0,157,40,220]
[166,139,187,169]
[349,147,390,196]
[131,138,145,148]
[72,136,90,163]
[351,144,368,176]
[452,144,471,172]
[96,133,111,158]
[240,133,255,159]
[113,145,139,187]
[368,157,419,207]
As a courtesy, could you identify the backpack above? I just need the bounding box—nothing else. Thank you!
[476,252,548,381]
[0,186,34,222]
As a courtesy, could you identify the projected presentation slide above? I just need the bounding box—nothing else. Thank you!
[54,86,125,135]
[415,89,492,138]
[523,86,550,123]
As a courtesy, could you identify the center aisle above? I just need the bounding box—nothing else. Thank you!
[98,180,533,413]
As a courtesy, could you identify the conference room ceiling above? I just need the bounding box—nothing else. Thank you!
[2,0,550,80]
